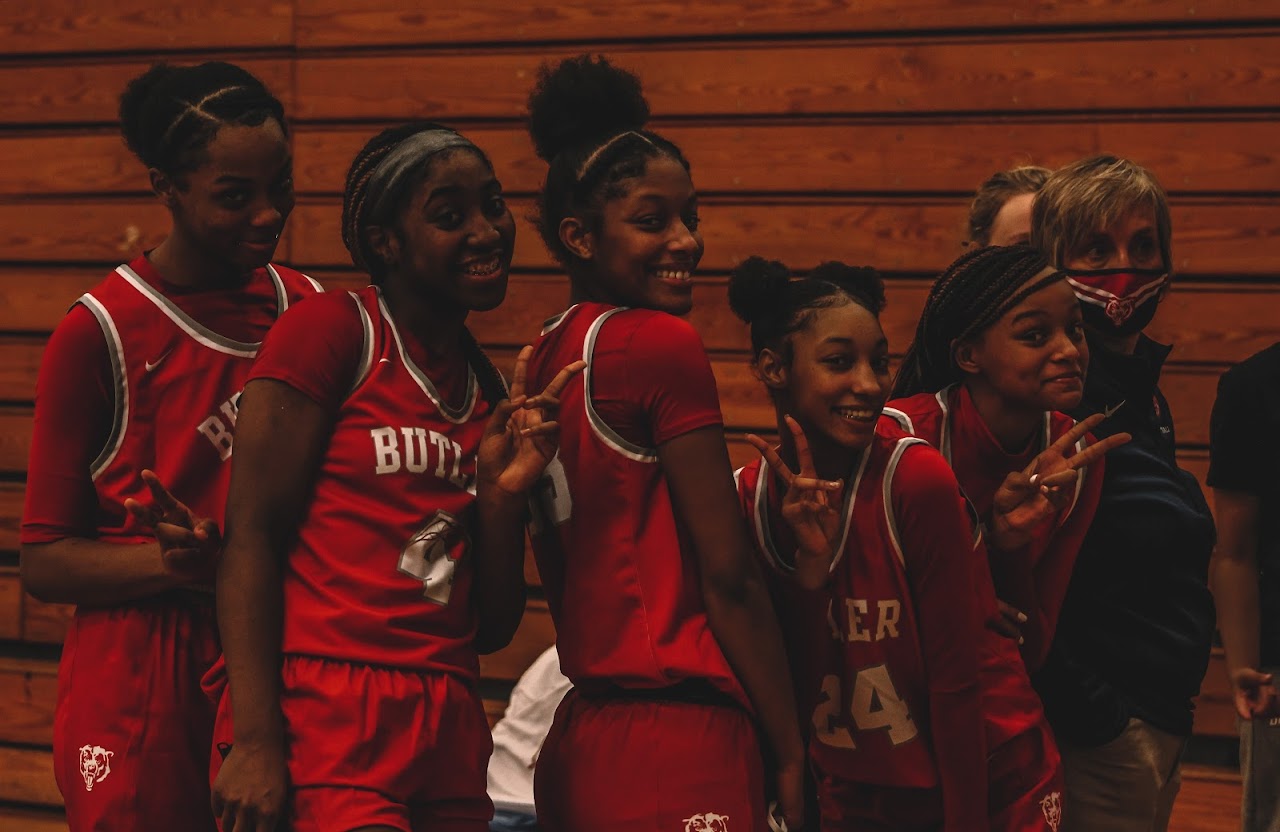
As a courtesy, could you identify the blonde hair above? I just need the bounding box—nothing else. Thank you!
[1030,155,1172,273]
[967,166,1051,246]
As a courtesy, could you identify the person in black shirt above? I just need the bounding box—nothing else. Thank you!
[1029,155,1216,832]
[1209,342,1280,832]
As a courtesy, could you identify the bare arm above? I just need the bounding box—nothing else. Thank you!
[1210,488,1273,719]
[660,425,806,829]
[212,378,332,831]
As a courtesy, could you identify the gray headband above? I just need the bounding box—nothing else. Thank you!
[363,129,479,223]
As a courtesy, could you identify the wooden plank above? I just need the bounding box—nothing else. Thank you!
[293,34,1280,121]
[480,599,555,684]
[0,133,144,196]
[0,808,66,832]
[0,656,58,746]
[0,746,60,807]
[0,2,292,55]
[1169,765,1242,832]
[291,119,1280,198]
[21,595,70,645]
[0,269,98,335]
[286,197,1280,277]
[0,408,31,478]
[296,0,1277,47]
[0,60,292,126]
[0,572,21,640]
[1192,648,1235,739]
[0,483,21,554]
[0,338,42,402]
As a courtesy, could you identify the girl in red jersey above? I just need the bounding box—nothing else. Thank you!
[521,56,806,832]
[731,256,1071,831]
[889,245,1128,670]
[19,62,317,832]
[210,123,581,832]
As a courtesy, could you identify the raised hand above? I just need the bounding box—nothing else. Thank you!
[746,416,843,590]
[478,346,585,499]
[990,412,1130,551]
[124,469,221,585]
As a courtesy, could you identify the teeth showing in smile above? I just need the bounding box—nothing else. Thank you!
[464,256,502,277]
[834,408,876,422]
[655,269,691,282]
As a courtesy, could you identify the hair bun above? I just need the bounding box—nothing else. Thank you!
[118,63,181,166]
[810,261,886,314]
[728,256,792,325]
[527,54,649,162]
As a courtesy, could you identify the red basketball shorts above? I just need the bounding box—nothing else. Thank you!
[534,686,767,832]
[54,598,220,832]
[213,654,492,832]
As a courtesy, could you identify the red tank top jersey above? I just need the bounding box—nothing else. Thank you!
[886,384,1104,670]
[526,303,748,707]
[75,257,321,544]
[260,286,493,677]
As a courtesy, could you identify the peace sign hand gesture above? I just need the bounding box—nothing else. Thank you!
[747,416,844,590]
[124,469,222,586]
[478,346,586,500]
[990,412,1130,551]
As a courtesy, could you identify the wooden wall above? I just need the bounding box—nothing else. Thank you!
[1,1,1278,826]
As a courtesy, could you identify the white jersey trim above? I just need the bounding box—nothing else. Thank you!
[541,304,580,336]
[114,264,278,358]
[882,437,928,568]
[78,295,129,481]
[347,291,377,396]
[752,448,869,576]
[936,383,1052,466]
[880,406,914,434]
[378,292,479,424]
[581,308,658,463]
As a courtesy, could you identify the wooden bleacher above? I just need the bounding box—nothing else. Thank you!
[1,0,1277,827]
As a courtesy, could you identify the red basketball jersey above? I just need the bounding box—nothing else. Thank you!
[886,384,1103,671]
[526,303,747,707]
[272,287,493,677]
[79,257,321,544]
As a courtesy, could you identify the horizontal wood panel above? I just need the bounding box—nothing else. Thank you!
[0,746,59,807]
[0,484,20,554]
[0,410,31,478]
[0,657,57,747]
[3,269,1275,368]
[283,197,1280,276]
[8,119,1280,198]
[0,808,66,832]
[0,574,20,641]
[0,60,292,126]
[0,2,292,55]
[294,35,1280,121]
[295,0,1278,47]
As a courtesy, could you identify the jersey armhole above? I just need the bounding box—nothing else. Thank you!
[345,291,377,398]
[581,309,659,463]
[75,295,128,481]
[882,438,930,569]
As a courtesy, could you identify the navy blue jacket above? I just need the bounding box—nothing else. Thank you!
[1033,332,1216,745]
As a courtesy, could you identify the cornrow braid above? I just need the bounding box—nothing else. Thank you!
[118,62,285,177]
[893,245,1057,397]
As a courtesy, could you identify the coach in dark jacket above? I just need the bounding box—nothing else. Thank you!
[1029,155,1215,832]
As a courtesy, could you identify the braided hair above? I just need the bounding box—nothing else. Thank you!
[118,62,286,178]
[728,256,887,364]
[527,55,691,267]
[340,122,507,405]
[892,245,1059,398]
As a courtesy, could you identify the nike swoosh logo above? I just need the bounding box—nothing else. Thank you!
[378,358,391,364]
[145,351,171,372]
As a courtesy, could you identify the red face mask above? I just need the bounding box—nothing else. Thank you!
[1064,267,1168,336]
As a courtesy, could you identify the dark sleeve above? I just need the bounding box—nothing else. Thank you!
[246,292,365,412]
[893,445,989,831]
[1208,363,1267,494]
[20,305,114,543]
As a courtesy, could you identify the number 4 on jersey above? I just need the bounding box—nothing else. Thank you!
[398,509,467,606]
[812,665,918,749]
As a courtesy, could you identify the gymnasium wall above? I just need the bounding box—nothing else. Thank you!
[0,2,1277,825]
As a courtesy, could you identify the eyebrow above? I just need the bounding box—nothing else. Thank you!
[1011,309,1049,324]
[213,157,293,185]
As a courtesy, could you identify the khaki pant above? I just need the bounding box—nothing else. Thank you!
[1060,717,1186,832]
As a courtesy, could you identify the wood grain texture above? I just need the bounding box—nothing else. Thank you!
[0,2,292,55]
[294,34,1280,121]
[0,746,59,807]
[295,0,1278,47]
[0,658,57,747]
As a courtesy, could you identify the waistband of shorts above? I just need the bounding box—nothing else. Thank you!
[574,678,743,710]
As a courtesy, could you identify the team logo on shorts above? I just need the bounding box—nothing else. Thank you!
[1040,790,1062,831]
[684,813,729,832]
[78,745,113,791]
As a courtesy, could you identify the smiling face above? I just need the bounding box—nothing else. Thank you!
[773,301,892,455]
[566,156,703,316]
[958,271,1089,413]
[160,119,294,273]
[372,148,516,314]
[987,191,1036,247]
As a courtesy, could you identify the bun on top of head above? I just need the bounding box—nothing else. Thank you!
[527,54,650,163]
[728,256,792,326]
[809,261,886,314]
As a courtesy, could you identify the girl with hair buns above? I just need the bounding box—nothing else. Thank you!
[19,61,318,831]
[211,122,581,832]
[731,257,1068,831]
[890,245,1127,671]
[521,56,806,832]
